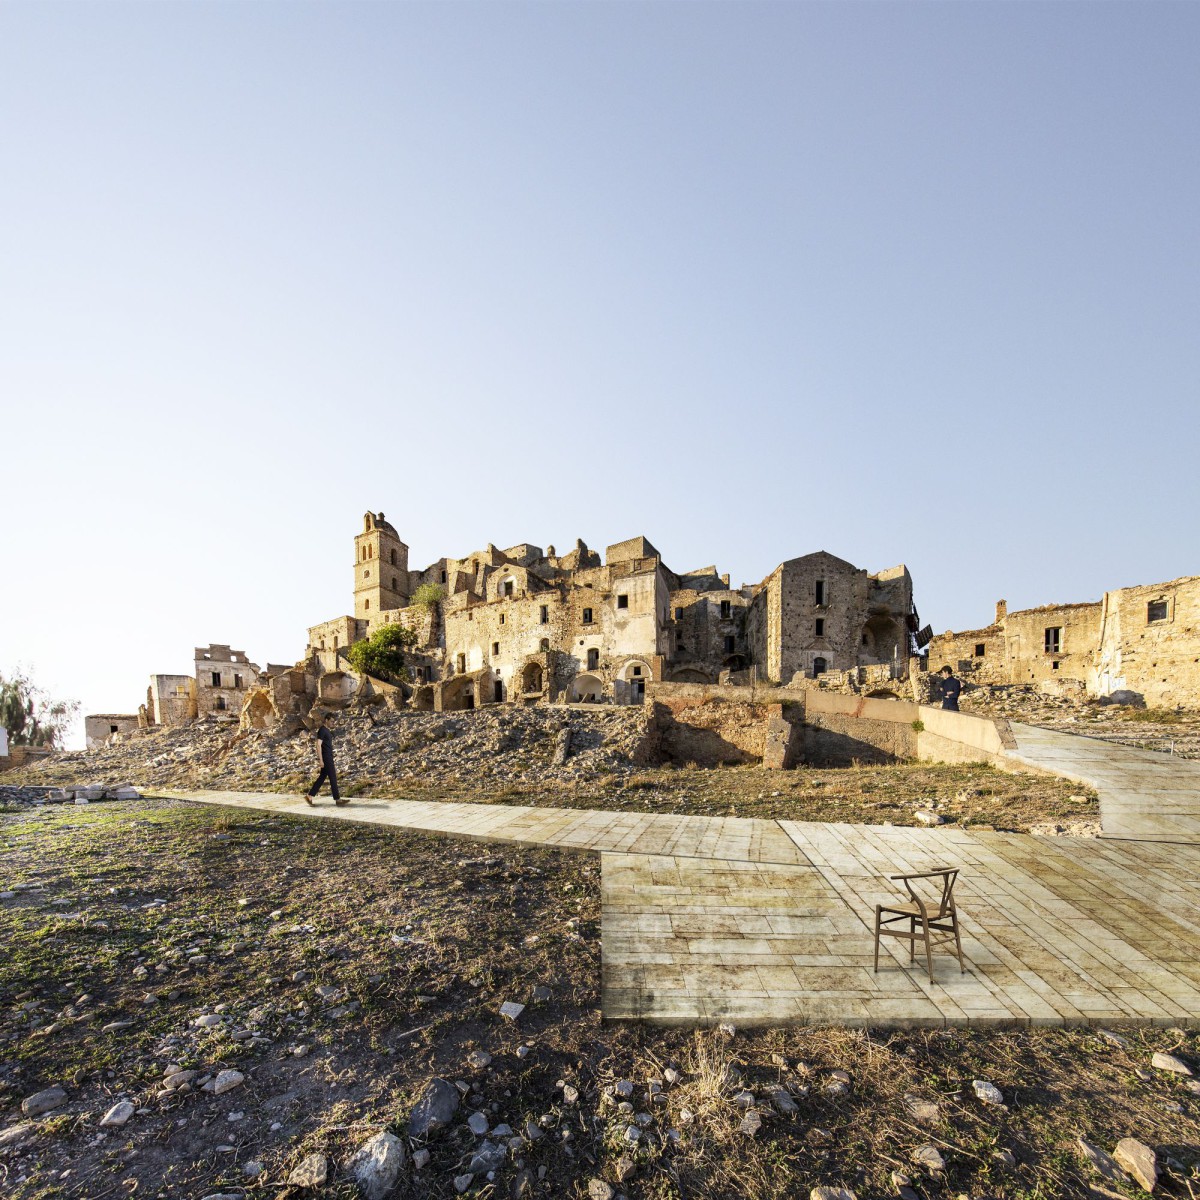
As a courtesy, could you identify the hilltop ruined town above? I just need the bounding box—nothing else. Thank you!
[72,510,1199,751]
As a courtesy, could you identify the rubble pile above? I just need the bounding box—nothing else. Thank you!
[8,706,655,795]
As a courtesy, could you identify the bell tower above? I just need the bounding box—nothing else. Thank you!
[354,511,409,625]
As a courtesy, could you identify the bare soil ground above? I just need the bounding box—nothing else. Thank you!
[3,798,1198,1200]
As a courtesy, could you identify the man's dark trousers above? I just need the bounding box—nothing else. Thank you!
[308,757,340,801]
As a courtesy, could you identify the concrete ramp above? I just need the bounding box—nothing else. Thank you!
[1004,723,1200,844]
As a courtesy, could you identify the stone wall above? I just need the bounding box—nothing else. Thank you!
[149,674,197,726]
[194,645,260,719]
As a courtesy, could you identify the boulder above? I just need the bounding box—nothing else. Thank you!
[408,1077,459,1138]
[1113,1138,1157,1192]
[345,1131,406,1200]
[21,1086,66,1116]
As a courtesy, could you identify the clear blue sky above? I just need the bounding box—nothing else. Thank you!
[2,2,1197,746]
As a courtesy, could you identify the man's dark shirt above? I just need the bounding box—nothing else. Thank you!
[316,726,334,764]
[941,676,962,709]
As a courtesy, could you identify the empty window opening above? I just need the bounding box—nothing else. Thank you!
[582,608,593,624]
[587,648,600,670]
[503,580,514,597]
[233,673,243,689]
[813,656,827,676]
[494,681,504,703]
[440,570,447,583]
[674,607,683,620]
[365,599,370,609]
[617,594,629,609]
[456,654,466,673]
[540,605,549,624]
[1052,661,1060,670]
[632,666,642,676]
[862,634,869,646]
[390,549,396,565]
[815,618,825,636]
[492,642,500,656]
[724,635,735,653]
[499,614,505,625]
[815,580,825,605]
[392,577,397,590]
[539,638,550,651]
[364,569,370,579]
[216,695,227,711]
[974,644,986,657]
[211,671,221,688]
[1148,600,1169,622]
[720,600,731,619]
[109,724,118,734]
[1044,627,1061,654]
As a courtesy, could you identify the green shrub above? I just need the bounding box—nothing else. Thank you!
[347,624,417,681]
[411,582,445,610]
[911,719,925,733]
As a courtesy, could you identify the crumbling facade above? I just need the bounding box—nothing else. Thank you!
[306,511,920,709]
[84,713,140,749]
[928,573,1200,707]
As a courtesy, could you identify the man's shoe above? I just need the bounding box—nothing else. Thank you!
[334,798,349,806]
[305,795,315,806]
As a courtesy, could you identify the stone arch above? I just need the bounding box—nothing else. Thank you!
[722,654,746,670]
[670,667,713,684]
[239,689,277,732]
[319,671,357,704]
[866,689,900,700]
[521,662,544,695]
[569,674,604,702]
[618,659,651,681]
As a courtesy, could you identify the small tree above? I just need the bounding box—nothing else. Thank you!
[346,624,417,682]
[0,670,80,749]
[411,582,445,610]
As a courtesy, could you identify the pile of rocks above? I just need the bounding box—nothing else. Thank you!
[5,705,654,796]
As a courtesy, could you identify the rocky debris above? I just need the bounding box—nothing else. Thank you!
[409,1077,460,1137]
[467,1050,492,1070]
[972,1079,1005,1105]
[99,1100,136,1127]
[0,1124,34,1149]
[412,1148,430,1169]
[914,809,945,826]
[453,1172,473,1193]
[903,1094,939,1122]
[7,704,656,797]
[740,1110,763,1137]
[993,1148,1017,1170]
[467,1140,505,1173]
[499,1001,525,1021]
[1151,1051,1192,1075]
[587,1181,615,1200]
[767,1084,799,1115]
[912,1144,946,1172]
[1098,1029,1131,1048]
[1078,1138,1129,1183]
[345,1131,406,1200]
[211,1069,244,1095]
[21,1085,66,1116]
[288,1151,329,1188]
[810,1188,857,1200]
[1113,1138,1158,1192]
[468,1111,490,1135]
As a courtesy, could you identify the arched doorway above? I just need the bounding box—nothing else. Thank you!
[521,662,544,695]
[569,674,603,702]
[812,657,827,677]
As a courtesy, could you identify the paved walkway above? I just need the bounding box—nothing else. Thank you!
[160,788,1200,1029]
[1004,722,1200,843]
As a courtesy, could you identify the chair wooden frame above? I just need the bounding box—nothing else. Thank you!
[873,868,966,984]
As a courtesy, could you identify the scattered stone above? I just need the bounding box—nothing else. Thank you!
[664,1067,682,1085]
[468,1111,490,1136]
[454,1172,474,1193]
[212,1069,244,1095]
[467,1050,492,1070]
[734,1089,755,1109]
[409,1077,460,1137]
[21,1086,66,1116]
[972,1079,1005,1106]
[993,1148,1018,1170]
[562,1083,579,1104]
[100,1100,135,1127]
[101,1020,134,1033]
[0,1124,34,1149]
[903,1094,939,1123]
[1099,1029,1131,1048]
[194,1014,223,1028]
[914,809,945,826]
[810,1188,857,1200]
[1151,1051,1192,1075]
[243,1160,263,1178]
[615,1156,636,1183]
[1113,1138,1158,1192]
[588,1181,614,1200]
[1078,1138,1128,1183]
[533,985,552,1002]
[623,1125,640,1144]
[912,1144,946,1172]
[499,1001,525,1021]
[412,1148,430,1169]
[345,1131,407,1200]
[516,1045,531,1059]
[768,1084,799,1115]
[614,1079,634,1099]
[288,1152,329,1188]
[740,1111,763,1137]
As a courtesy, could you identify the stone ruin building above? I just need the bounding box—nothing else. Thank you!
[303,511,921,711]
[928,573,1200,707]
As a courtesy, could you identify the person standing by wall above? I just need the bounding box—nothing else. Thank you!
[306,712,346,805]
[939,665,962,711]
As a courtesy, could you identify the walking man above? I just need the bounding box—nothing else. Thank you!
[306,712,346,805]
[939,665,962,712]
